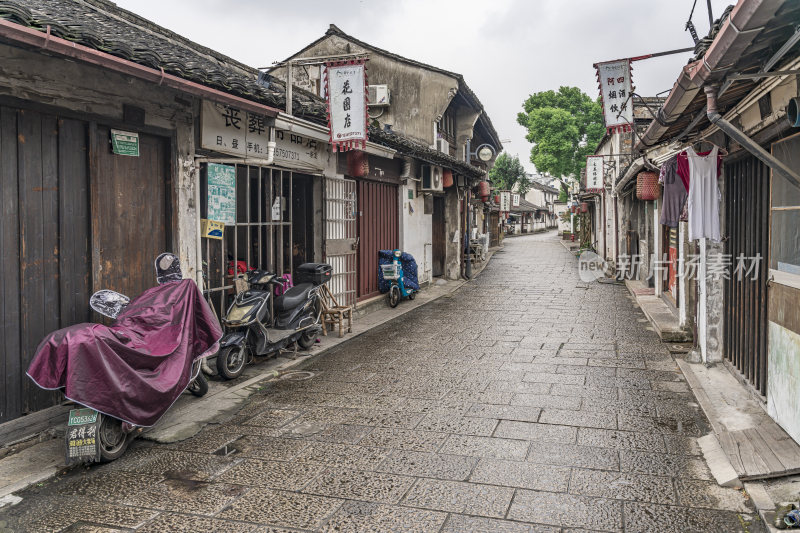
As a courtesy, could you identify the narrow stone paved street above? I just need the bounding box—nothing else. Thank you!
[0,231,763,532]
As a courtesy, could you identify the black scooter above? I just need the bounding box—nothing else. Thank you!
[215,263,331,379]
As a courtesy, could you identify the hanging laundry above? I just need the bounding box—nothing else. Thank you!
[659,156,685,228]
[685,146,722,241]
[676,149,722,191]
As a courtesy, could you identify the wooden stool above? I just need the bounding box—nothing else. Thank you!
[320,284,352,338]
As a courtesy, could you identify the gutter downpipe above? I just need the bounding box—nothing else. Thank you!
[0,19,281,118]
[704,86,800,188]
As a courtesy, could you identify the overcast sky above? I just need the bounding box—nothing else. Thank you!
[115,0,732,174]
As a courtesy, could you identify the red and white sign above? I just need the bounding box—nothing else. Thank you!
[586,155,604,192]
[324,60,368,152]
[595,60,634,133]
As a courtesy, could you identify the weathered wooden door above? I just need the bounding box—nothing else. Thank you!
[432,196,446,277]
[324,176,357,307]
[489,212,500,247]
[356,180,398,301]
[91,125,170,298]
[723,154,769,396]
[1,107,91,422]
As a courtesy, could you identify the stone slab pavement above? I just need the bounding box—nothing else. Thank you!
[0,231,766,532]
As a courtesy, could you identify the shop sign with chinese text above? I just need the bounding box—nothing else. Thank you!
[273,130,324,171]
[586,156,604,192]
[324,60,367,151]
[201,100,271,158]
[595,60,633,133]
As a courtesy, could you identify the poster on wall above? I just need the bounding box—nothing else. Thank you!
[324,60,368,152]
[207,163,236,225]
[595,59,634,133]
[585,156,604,192]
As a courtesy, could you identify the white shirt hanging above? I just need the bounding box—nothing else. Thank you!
[687,146,721,241]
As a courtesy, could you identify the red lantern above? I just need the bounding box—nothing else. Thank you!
[494,194,500,203]
[443,169,454,188]
[346,150,369,177]
[636,171,660,201]
[477,181,490,202]
[580,202,589,213]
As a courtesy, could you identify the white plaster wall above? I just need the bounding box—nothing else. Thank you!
[767,321,800,443]
[400,182,433,284]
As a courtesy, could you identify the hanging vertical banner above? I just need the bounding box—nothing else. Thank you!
[324,59,368,152]
[585,155,605,192]
[595,59,634,133]
[500,191,512,212]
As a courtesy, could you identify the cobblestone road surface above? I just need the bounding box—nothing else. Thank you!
[0,231,764,532]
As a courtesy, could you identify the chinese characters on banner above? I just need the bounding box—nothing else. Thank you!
[324,60,368,152]
[585,156,604,192]
[500,191,512,212]
[595,60,633,133]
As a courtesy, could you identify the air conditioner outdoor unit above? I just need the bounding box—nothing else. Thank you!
[436,138,450,154]
[421,165,443,192]
[368,85,391,107]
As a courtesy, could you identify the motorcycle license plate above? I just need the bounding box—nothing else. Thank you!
[68,408,98,426]
[65,408,101,464]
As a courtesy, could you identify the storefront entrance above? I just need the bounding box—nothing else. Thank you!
[0,105,172,422]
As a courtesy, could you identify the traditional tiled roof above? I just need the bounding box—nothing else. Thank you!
[276,24,503,149]
[0,1,485,178]
[0,0,327,120]
[510,198,543,213]
[369,126,484,179]
[529,181,559,195]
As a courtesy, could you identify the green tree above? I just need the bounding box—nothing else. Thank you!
[488,153,532,195]
[517,86,605,181]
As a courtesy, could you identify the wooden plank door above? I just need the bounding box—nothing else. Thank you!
[0,107,91,422]
[91,125,170,298]
[356,180,398,301]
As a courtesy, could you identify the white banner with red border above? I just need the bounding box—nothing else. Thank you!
[595,59,634,134]
[324,59,368,152]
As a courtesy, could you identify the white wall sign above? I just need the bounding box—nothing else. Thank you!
[586,156,604,192]
[325,60,367,151]
[595,60,634,133]
[273,130,324,171]
[500,191,512,212]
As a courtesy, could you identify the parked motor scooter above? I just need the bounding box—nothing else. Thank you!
[215,263,331,379]
[382,249,417,308]
[27,253,221,463]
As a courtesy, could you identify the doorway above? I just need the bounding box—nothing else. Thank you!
[432,196,446,277]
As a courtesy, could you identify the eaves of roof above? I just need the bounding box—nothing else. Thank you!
[369,125,484,180]
[272,24,503,149]
[636,0,800,150]
[0,0,328,122]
